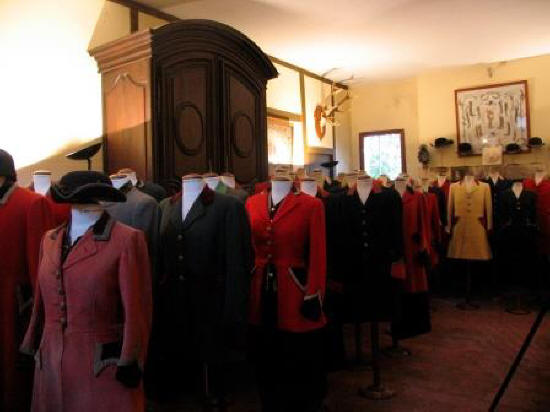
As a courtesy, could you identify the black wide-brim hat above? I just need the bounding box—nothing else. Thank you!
[528,137,544,147]
[320,160,339,169]
[458,142,472,154]
[50,171,126,204]
[0,149,16,181]
[505,143,521,154]
[434,137,454,148]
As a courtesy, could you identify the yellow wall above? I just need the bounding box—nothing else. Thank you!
[351,78,419,175]
[351,53,550,178]
[0,0,105,186]
[138,12,168,30]
[88,1,129,49]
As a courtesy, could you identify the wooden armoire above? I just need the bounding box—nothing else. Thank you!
[90,20,278,187]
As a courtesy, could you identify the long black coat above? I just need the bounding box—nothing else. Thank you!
[337,188,403,322]
[158,188,252,364]
[482,177,511,232]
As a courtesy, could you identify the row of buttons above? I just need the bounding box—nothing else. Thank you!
[56,269,67,328]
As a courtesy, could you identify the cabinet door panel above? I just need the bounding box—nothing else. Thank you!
[158,55,217,181]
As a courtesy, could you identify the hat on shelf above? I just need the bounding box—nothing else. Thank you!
[320,160,339,169]
[504,143,521,154]
[433,137,454,148]
[458,142,473,155]
[528,137,544,147]
[0,149,16,181]
[50,171,126,204]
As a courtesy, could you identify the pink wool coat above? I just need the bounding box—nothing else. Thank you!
[20,214,152,412]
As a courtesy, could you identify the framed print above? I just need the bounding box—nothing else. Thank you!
[482,146,503,166]
[267,116,293,166]
[455,80,530,156]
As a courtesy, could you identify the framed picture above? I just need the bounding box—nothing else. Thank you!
[455,80,530,156]
[267,116,293,166]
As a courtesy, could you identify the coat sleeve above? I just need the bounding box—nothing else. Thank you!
[132,199,161,286]
[446,184,455,233]
[117,230,152,371]
[484,184,493,231]
[20,237,46,356]
[26,197,54,286]
[305,198,327,300]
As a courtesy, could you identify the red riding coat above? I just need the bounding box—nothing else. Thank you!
[0,185,54,412]
[423,191,441,267]
[246,191,327,332]
[20,215,152,412]
[402,190,429,293]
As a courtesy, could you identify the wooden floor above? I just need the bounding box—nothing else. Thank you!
[149,297,550,412]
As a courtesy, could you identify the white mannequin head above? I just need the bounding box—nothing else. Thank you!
[69,203,103,244]
[110,174,131,190]
[221,173,236,189]
[203,172,220,190]
[357,175,373,204]
[33,170,52,195]
[300,177,318,197]
[271,177,292,205]
[181,174,205,220]
[394,178,407,196]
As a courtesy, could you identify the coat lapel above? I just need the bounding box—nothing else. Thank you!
[168,194,207,231]
[272,192,299,223]
[63,233,98,269]
[45,225,66,268]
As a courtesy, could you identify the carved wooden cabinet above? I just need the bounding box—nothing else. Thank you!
[90,20,277,187]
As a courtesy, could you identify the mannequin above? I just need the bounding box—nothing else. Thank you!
[300,177,318,197]
[119,168,166,203]
[512,181,523,199]
[421,178,430,193]
[111,174,131,190]
[464,173,475,192]
[69,204,103,245]
[203,172,220,190]
[221,173,236,189]
[33,170,52,195]
[271,177,292,205]
[437,174,447,188]
[357,175,373,204]
[346,173,358,189]
[535,170,547,186]
[488,167,501,185]
[394,178,407,197]
[182,175,205,220]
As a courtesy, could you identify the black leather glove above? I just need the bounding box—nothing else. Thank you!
[116,362,142,388]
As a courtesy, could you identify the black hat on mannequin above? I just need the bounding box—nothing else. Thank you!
[458,142,472,155]
[0,149,16,181]
[320,160,339,169]
[50,171,126,204]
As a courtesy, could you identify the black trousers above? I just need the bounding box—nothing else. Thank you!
[249,327,327,412]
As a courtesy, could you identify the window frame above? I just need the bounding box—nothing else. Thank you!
[359,129,407,176]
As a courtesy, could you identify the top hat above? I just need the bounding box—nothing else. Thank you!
[0,149,16,181]
[320,160,339,169]
[50,171,126,204]
[505,143,521,154]
[458,142,473,155]
[528,137,544,147]
[66,142,102,171]
[433,137,454,148]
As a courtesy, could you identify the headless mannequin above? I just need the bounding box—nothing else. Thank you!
[118,169,138,186]
[357,176,373,204]
[271,179,292,206]
[464,174,475,192]
[421,178,430,193]
[489,170,501,185]
[512,181,523,199]
[535,171,546,186]
[221,174,236,189]
[394,179,407,197]
[111,175,131,190]
[182,176,205,221]
[346,174,358,189]
[203,174,220,191]
[311,169,324,188]
[437,175,447,188]
[33,171,52,195]
[69,204,103,245]
[300,178,318,197]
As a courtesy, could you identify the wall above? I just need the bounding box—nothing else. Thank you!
[0,0,105,185]
[351,78,419,176]
[351,54,550,178]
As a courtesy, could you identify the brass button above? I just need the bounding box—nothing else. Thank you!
[266,240,272,246]
[266,226,272,232]
[58,289,65,296]
[177,234,183,241]
[56,270,61,279]
[362,220,366,225]
[60,317,67,326]
[364,242,369,248]
[179,275,186,281]
[178,255,183,261]
[60,302,66,309]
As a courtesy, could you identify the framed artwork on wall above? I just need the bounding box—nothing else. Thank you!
[455,80,530,156]
[267,116,294,166]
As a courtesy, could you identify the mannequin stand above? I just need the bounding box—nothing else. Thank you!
[457,260,479,310]
[202,363,228,412]
[505,294,531,316]
[383,337,412,358]
[351,323,372,371]
[358,322,395,400]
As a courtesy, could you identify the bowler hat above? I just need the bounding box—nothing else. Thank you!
[505,143,521,154]
[0,149,16,181]
[528,137,544,147]
[320,160,339,169]
[434,137,454,148]
[458,143,472,155]
[50,171,126,204]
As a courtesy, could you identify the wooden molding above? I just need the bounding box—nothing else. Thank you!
[269,55,348,90]
[307,147,334,155]
[108,0,180,22]
[267,107,301,122]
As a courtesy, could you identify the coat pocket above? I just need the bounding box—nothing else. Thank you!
[288,267,307,292]
[94,340,122,377]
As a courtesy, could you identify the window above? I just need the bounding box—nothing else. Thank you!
[359,129,406,179]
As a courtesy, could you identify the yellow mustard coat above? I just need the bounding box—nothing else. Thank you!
[447,180,493,260]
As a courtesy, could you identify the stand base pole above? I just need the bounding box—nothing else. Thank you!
[358,384,396,400]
